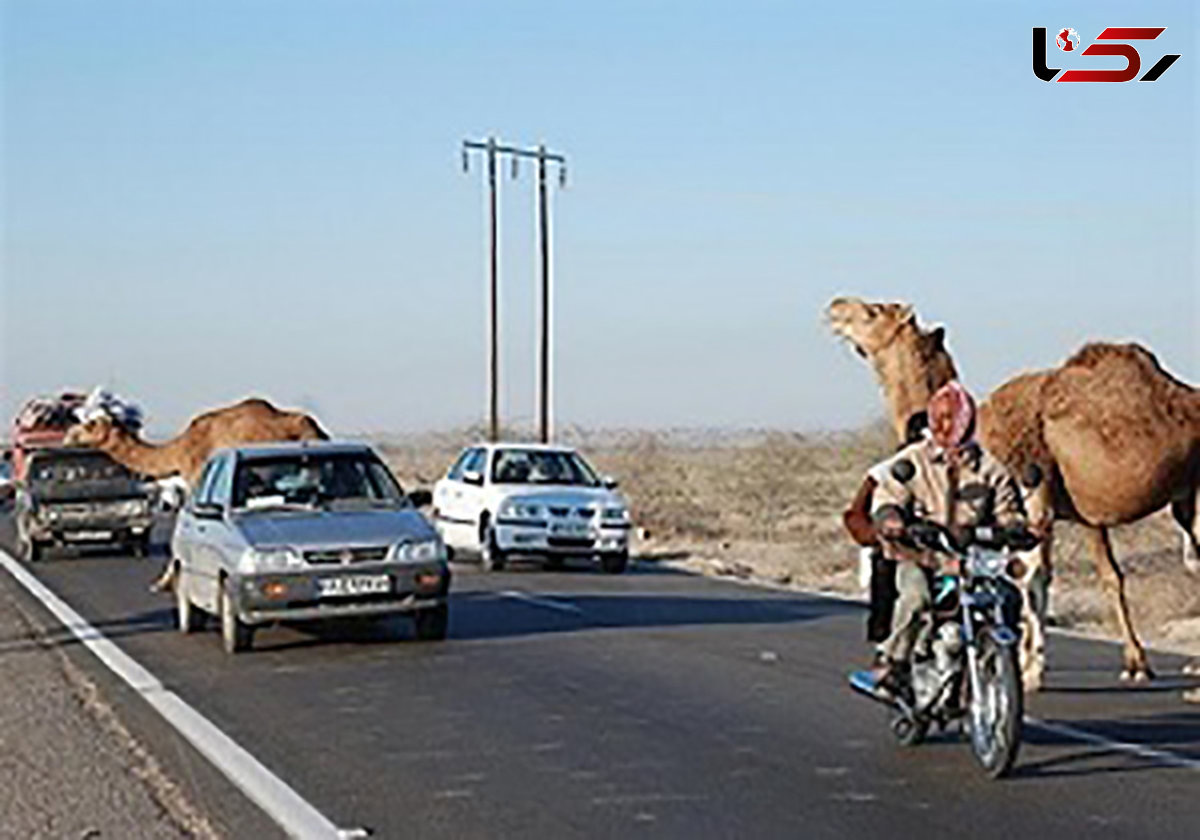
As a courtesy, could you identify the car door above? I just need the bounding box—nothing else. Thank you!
[173,459,218,579]
[190,454,232,613]
[435,447,485,549]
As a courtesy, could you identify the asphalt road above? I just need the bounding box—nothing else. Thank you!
[3,516,1200,840]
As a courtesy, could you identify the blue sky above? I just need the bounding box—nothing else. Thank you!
[2,0,1195,436]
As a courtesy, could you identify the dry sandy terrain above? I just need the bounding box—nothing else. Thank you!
[376,423,1200,660]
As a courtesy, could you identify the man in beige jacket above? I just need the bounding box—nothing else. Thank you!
[870,381,1032,693]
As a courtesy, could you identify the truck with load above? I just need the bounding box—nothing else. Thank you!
[11,391,155,561]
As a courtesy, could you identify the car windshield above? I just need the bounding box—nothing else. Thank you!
[491,449,599,487]
[30,453,136,483]
[232,453,407,511]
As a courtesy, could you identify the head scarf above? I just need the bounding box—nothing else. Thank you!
[928,380,976,451]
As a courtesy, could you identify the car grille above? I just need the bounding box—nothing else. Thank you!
[303,546,390,566]
[548,506,595,519]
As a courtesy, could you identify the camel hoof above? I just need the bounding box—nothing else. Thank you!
[1120,668,1153,683]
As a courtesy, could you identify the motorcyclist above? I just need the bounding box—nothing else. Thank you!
[868,381,1033,695]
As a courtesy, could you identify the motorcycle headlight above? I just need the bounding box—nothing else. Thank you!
[967,549,1007,578]
[238,548,304,573]
[393,539,446,563]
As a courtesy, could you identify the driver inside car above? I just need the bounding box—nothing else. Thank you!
[868,380,1033,697]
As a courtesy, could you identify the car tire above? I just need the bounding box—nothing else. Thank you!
[220,583,253,654]
[176,568,205,633]
[601,551,629,575]
[480,522,507,572]
[413,604,449,641]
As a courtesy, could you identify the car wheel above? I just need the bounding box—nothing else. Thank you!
[220,583,253,654]
[176,568,205,633]
[480,522,507,572]
[413,604,449,641]
[601,551,629,575]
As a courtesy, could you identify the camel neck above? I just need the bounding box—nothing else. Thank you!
[106,431,182,479]
[873,336,958,439]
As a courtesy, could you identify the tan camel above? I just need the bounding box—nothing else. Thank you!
[826,297,1200,687]
[64,398,329,591]
[65,397,329,487]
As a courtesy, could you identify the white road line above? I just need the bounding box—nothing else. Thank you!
[1025,716,1200,772]
[0,550,344,840]
[498,590,583,614]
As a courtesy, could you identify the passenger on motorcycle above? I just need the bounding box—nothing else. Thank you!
[868,381,1031,696]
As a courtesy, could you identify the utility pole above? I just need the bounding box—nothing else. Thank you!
[462,137,567,443]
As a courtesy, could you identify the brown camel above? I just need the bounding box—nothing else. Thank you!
[64,398,328,592]
[65,397,329,487]
[826,296,1200,687]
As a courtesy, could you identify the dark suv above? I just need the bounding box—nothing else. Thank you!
[15,447,155,561]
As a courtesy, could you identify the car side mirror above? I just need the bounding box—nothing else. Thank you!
[1021,463,1044,489]
[192,502,225,520]
[890,459,916,484]
[601,476,620,490]
[462,470,484,487]
[408,489,433,508]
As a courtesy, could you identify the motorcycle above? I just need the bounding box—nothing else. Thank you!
[849,462,1039,778]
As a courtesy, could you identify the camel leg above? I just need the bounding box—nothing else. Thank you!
[1083,525,1152,681]
[1170,493,1200,675]
[1170,492,1200,576]
[1016,535,1052,693]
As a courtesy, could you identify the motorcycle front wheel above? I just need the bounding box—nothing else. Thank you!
[967,635,1023,778]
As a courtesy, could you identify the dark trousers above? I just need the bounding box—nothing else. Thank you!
[867,549,898,643]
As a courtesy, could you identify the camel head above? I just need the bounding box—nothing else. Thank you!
[825,295,959,440]
[64,415,123,449]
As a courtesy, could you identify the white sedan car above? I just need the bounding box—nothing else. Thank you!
[432,443,632,573]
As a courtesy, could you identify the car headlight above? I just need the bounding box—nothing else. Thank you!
[238,548,304,573]
[602,506,629,521]
[117,499,148,516]
[393,539,446,563]
[498,501,543,519]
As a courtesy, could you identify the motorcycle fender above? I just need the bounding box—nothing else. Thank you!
[987,625,1019,647]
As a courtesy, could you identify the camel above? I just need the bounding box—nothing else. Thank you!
[64,398,329,592]
[64,397,329,487]
[825,296,1200,688]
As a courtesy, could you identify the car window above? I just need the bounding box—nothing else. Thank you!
[213,455,236,506]
[192,459,220,507]
[231,452,406,510]
[461,448,486,478]
[198,457,230,507]
[491,449,600,487]
[446,449,471,481]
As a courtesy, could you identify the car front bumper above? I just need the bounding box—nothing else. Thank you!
[230,562,451,625]
[494,520,630,555]
[25,512,154,543]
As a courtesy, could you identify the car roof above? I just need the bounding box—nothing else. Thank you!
[469,442,578,453]
[217,440,376,460]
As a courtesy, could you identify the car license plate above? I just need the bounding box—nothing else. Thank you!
[551,522,589,536]
[317,574,391,598]
[68,531,112,542]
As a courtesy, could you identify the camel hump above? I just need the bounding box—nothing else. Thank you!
[1064,342,1160,372]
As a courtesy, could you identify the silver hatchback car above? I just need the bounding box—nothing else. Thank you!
[170,441,451,653]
